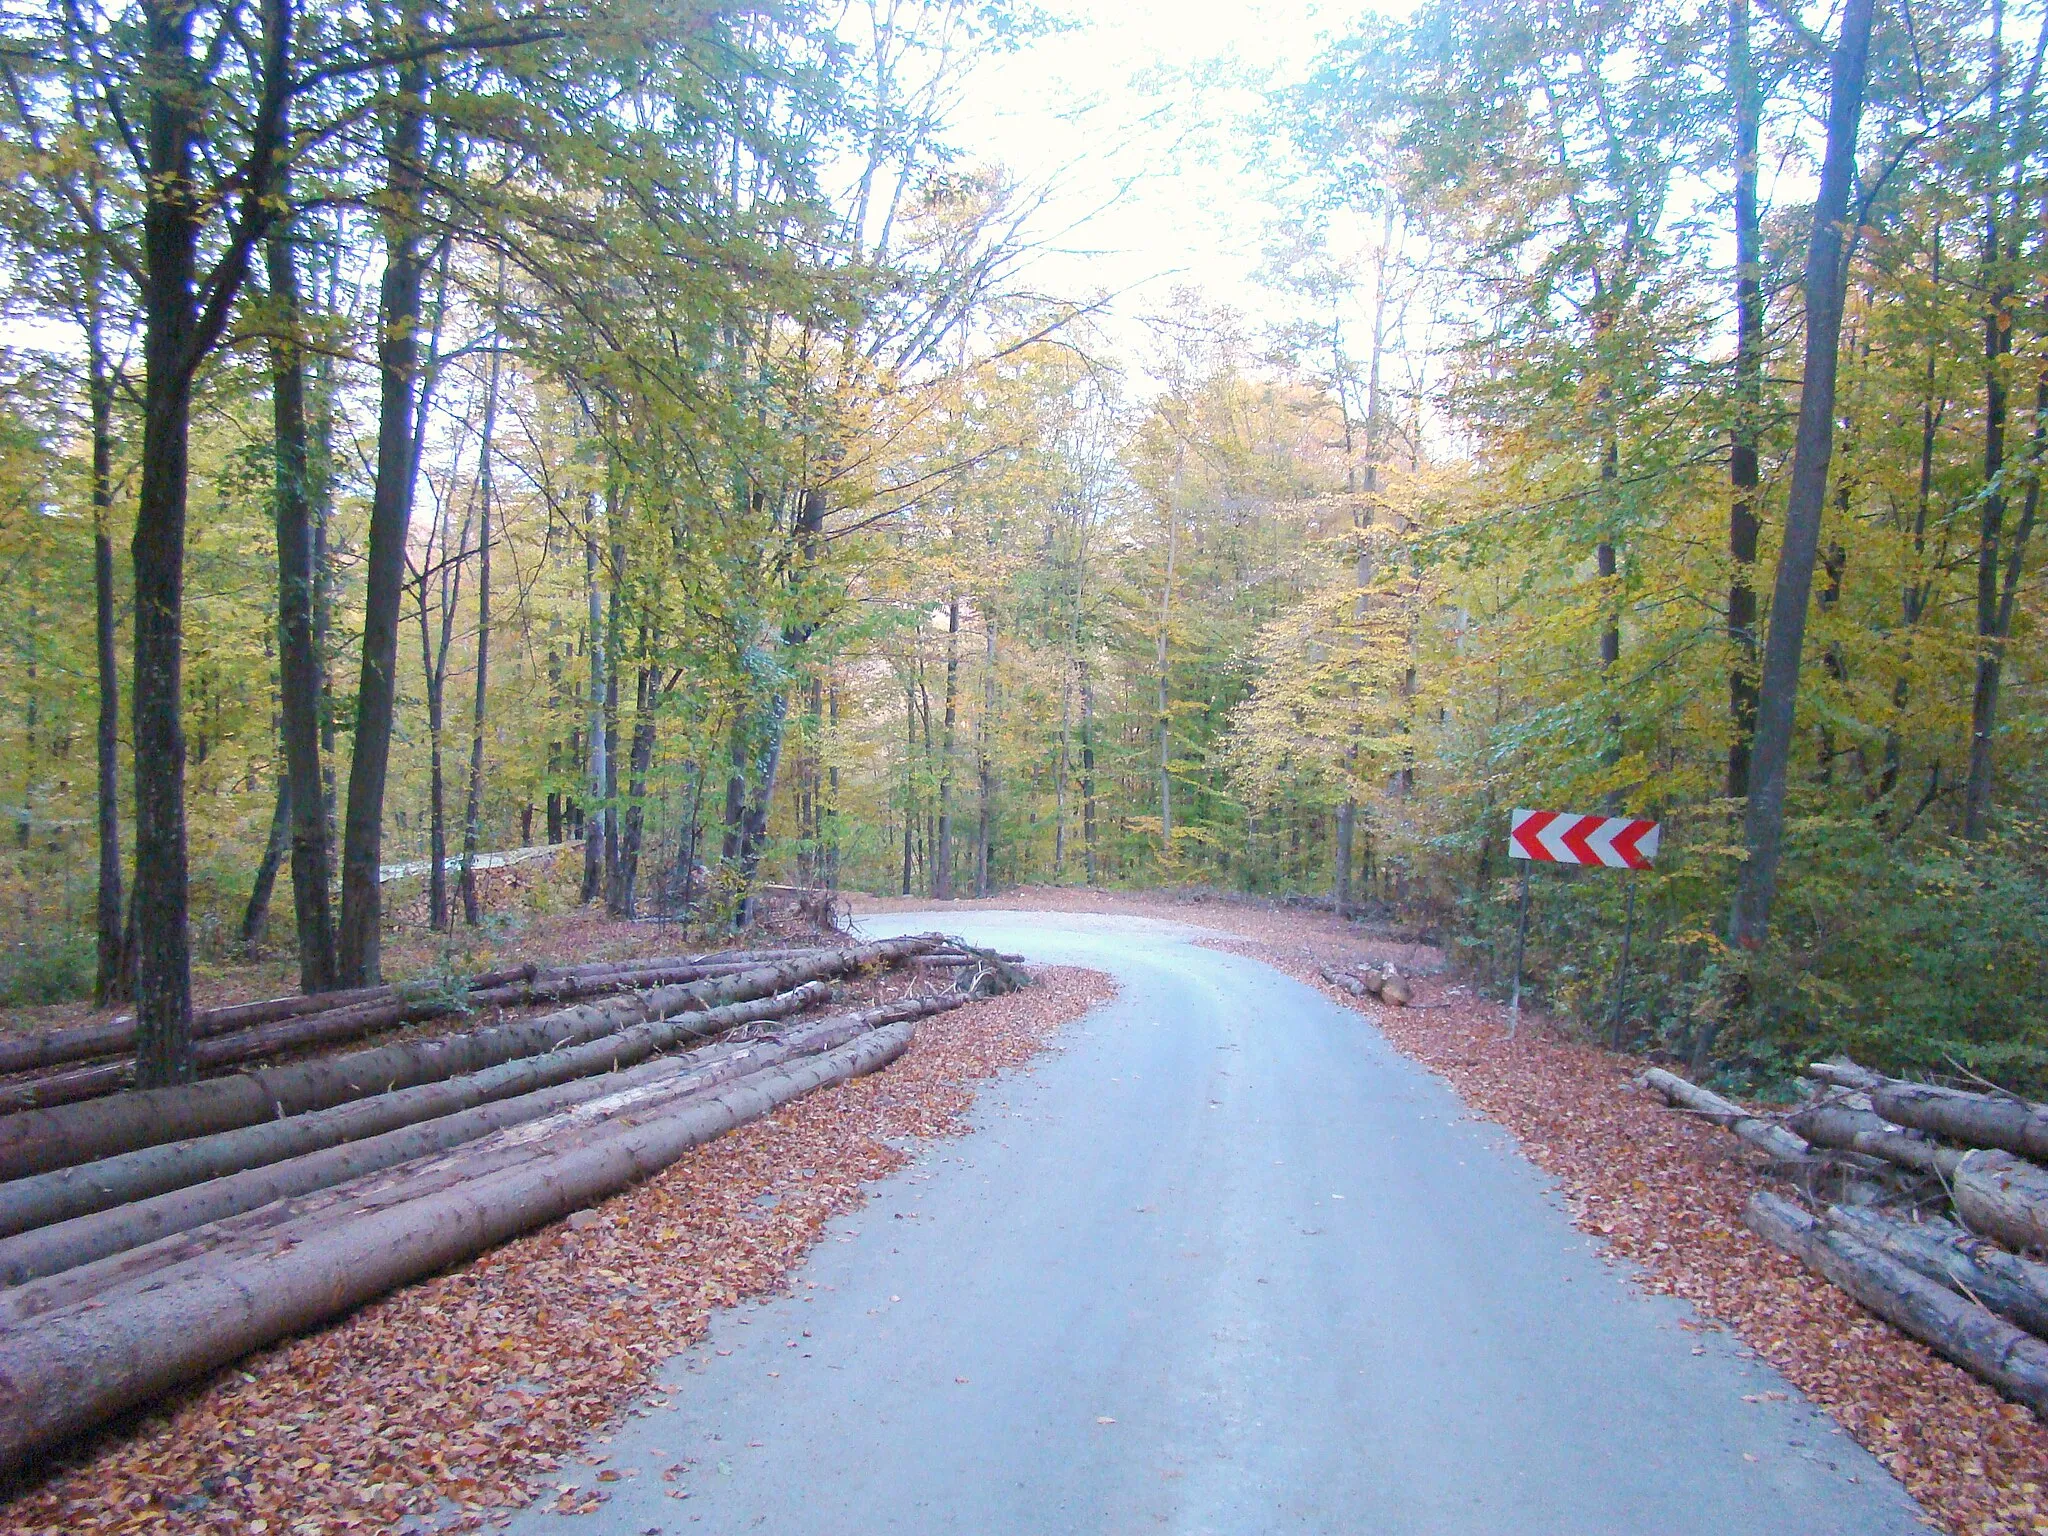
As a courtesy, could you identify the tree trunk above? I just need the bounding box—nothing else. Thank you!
[976,614,995,897]
[0,982,845,1282]
[237,779,290,952]
[459,310,502,927]
[267,207,338,991]
[130,0,208,1089]
[1956,1149,2048,1255]
[1641,1067,1812,1161]
[1156,500,1175,860]
[1334,800,1355,917]
[583,521,608,902]
[337,44,430,986]
[1964,369,2044,838]
[1080,669,1097,883]
[88,327,126,1006]
[1744,1190,2048,1418]
[0,938,940,1181]
[1847,1071,2048,1161]
[0,1020,924,1477]
[612,667,659,918]
[1727,0,1874,949]
[1726,0,1763,799]
[1785,1101,1960,1176]
[902,682,916,894]
[936,596,958,898]
[1822,1205,2048,1341]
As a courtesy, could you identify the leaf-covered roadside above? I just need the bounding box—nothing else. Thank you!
[0,966,1116,1536]
[1223,936,2048,1536]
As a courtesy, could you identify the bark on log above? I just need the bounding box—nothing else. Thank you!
[1804,1059,2048,1162]
[1873,1082,2048,1163]
[1641,1068,1812,1161]
[0,937,938,1181]
[0,992,960,1303]
[1319,966,1369,998]
[0,984,851,1280]
[1822,1205,2048,1341]
[1785,1102,1963,1177]
[1955,1149,2048,1254]
[0,958,769,1113]
[0,1020,919,1474]
[1744,1190,2048,1417]
[1804,1059,1889,1094]
[0,981,835,1241]
[0,966,549,1076]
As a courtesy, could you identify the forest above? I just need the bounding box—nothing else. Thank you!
[0,0,2042,1089]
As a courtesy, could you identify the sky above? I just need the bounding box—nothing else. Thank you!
[944,0,1412,371]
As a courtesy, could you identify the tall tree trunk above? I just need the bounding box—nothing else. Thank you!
[1156,501,1176,861]
[935,596,958,899]
[267,206,337,991]
[601,577,621,898]
[87,320,124,1006]
[460,315,502,927]
[976,615,995,897]
[1964,7,2019,839]
[1727,0,1763,799]
[1967,366,2048,829]
[238,780,290,951]
[581,521,607,903]
[1728,0,1875,949]
[901,682,916,896]
[337,44,429,986]
[612,667,658,919]
[131,0,206,1087]
[1080,668,1097,884]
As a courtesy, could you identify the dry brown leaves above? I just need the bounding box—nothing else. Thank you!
[0,964,1116,1536]
[1217,935,2047,1536]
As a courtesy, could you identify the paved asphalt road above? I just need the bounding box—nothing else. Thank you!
[497,910,1927,1536]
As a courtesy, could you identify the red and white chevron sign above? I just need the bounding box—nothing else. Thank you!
[1509,808,1660,869]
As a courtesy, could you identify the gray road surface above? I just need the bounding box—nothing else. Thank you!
[497,910,1926,1536]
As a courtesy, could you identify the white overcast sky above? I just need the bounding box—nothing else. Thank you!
[944,0,1415,369]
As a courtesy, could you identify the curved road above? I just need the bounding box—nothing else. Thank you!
[501,910,1925,1535]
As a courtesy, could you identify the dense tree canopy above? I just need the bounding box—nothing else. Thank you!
[0,0,2041,1088]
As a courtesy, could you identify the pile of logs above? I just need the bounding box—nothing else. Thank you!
[0,934,1025,1474]
[1319,963,1414,1007]
[1642,1059,2048,1418]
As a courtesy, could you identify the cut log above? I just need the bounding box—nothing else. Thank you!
[0,1020,920,1474]
[0,980,827,1241]
[0,983,856,1280]
[1821,1205,2048,1341]
[1955,1149,2048,1255]
[1873,1081,2048,1163]
[0,957,774,1114]
[1744,1190,2048,1418]
[1804,1059,1889,1094]
[1803,1058,2048,1162]
[1785,1102,1962,1177]
[0,964,563,1077]
[1319,966,1368,998]
[1380,975,1413,1006]
[0,992,960,1302]
[1640,1068,1812,1162]
[0,936,940,1181]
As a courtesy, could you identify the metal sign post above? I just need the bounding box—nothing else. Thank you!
[1508,861,1532,1037]
[1507,807,1660,1043]
[1608,871,1637,1049]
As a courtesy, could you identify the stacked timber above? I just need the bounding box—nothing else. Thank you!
[1319,963,1414,1006]
[1640,1057,2048,1419]
[0,933,1029,1474]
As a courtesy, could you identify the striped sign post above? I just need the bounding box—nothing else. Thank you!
[1505,808,1661,1039]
